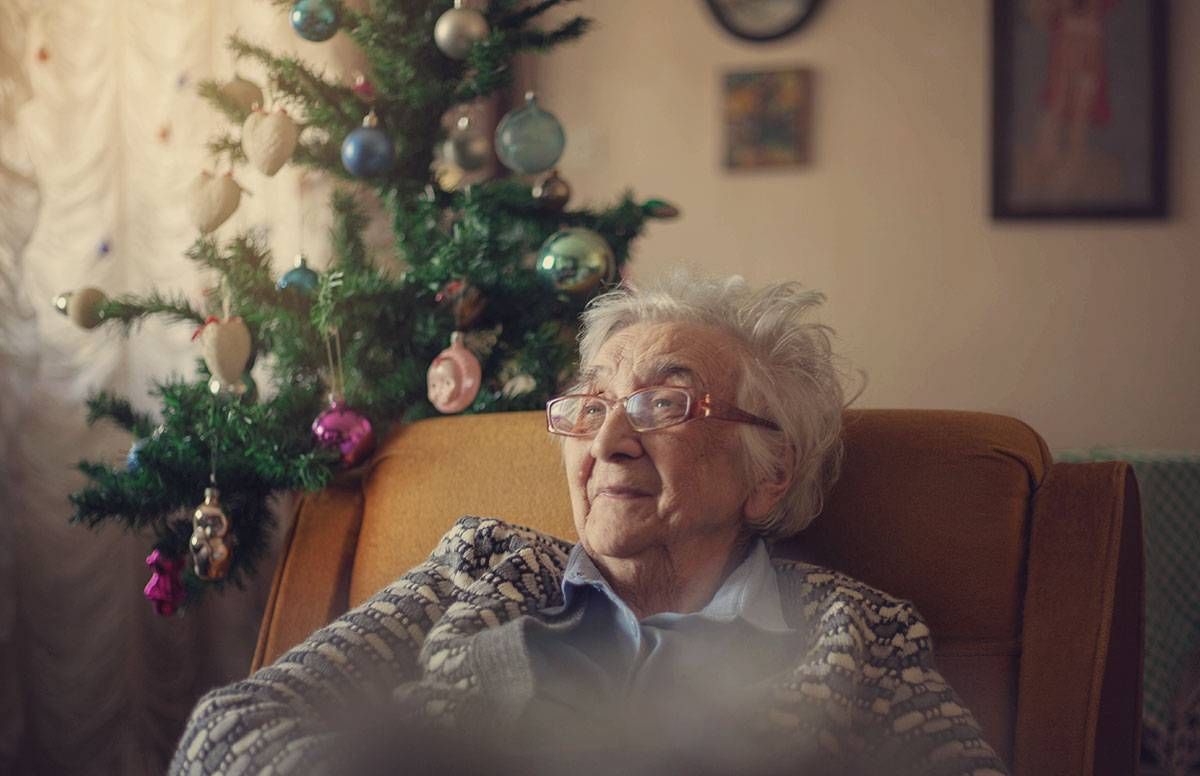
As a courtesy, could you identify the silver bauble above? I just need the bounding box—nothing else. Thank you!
[434,4,489,60]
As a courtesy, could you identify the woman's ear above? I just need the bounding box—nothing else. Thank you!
[743,442,796,520]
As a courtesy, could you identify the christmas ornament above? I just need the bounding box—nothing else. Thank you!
[312,398,376,466]
[495,92,565,175]
[242,107,299,176]
[126,437,147,471]
[502,373,536,398]
[277,254,320,296]
[190,487,232,581]
[208,373,256,402]
[642,198,681,219]
[195,316,253,386]
[427,332,482,414]
[434,0,490,60]
[341,110,394,177]
[442,116,490,172]
[290,0,339,42]
[532,168,570,211]
[219,75,264,113]
[536,228,615,296]
[186,171,241,233]
[351,72,376,102]
[53,287,108,329]
[435,279,486,329]
[143,549,186,616]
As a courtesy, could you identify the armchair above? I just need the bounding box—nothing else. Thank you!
[251,409,1143,775]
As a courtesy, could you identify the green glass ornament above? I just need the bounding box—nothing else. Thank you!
[277,254,319,296]
[290,0,339,42]
[536,228,615,296]
[495,92,565,175]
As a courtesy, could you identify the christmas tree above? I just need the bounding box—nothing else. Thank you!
[60,0,675,614]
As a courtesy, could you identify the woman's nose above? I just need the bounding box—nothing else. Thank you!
[589,404,643,461]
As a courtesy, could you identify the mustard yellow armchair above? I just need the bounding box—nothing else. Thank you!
[252,409,1143,776]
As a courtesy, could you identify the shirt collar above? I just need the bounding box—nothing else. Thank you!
[560,539,790,633]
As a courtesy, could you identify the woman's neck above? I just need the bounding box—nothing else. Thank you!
[592,531,752,619]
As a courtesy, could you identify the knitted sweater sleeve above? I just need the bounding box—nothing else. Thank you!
[168,525,464,776]
[856,602,1009,776]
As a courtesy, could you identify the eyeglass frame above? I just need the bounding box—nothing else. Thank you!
[545,385,780,437]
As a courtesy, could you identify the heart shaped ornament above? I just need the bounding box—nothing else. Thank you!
[186,171,241,233]
[242,107,299,176]
[199,317,253,385]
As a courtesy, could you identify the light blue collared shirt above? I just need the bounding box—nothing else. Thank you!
[520,539,800,756]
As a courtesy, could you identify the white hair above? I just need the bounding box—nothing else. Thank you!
[575,270,858,541]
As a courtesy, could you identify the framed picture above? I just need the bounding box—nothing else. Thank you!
[992,0,1167,219]
[723,67,814,170]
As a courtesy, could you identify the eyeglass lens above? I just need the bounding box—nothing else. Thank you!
[550,387,692,434]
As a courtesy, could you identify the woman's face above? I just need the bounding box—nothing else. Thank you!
[563,320,770,565]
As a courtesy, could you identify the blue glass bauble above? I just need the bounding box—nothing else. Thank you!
[536,227,614,296]
[290,0,339,42]
[495,92,565,175]
[341,121,394,178]
[277,255,319,295]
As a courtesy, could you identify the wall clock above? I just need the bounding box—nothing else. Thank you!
[703,0,824,43]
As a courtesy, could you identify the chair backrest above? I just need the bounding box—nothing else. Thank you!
[253,409,1143,776]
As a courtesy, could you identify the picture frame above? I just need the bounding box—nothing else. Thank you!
[722,67,814,170]
[991,0,1168,219]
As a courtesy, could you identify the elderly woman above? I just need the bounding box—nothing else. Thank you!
[172,273,1006,776]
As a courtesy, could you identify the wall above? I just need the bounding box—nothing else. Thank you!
[533,0,1199,450]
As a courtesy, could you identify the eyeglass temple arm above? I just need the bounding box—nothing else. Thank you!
[699,394,781,430]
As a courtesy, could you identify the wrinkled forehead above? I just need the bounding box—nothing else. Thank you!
[579,320,743,394]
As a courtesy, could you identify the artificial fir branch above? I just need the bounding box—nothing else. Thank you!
[196,79,254,125]
[205,133,247,165]
[100,291,206,329]
[85,392,157,437]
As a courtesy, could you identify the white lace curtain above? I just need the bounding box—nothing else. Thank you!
[0,2,365,773]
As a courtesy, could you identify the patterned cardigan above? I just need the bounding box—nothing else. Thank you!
[170,516,1008,776]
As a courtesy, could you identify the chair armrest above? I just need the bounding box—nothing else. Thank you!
[1014,461,1144,776]
[250,481,365,671]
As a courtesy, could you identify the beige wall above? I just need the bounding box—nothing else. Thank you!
[533,0,1199,451]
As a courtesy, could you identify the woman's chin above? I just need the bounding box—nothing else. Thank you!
[582,510,660,560]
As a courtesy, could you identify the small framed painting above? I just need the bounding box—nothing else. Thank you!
[723,67,814,170]
[992,0,1168,219]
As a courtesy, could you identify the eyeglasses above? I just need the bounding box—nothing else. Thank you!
[546,385,780,437]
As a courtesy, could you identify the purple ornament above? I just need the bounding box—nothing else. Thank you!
[144,549,186,616]
[312,399,376,466]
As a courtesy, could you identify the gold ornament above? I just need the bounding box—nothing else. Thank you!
[198,316,253,385]
[219,75,263,114]
[190,487,232,581]
[53,287,108,329]
[532,169,571,211]
[186,171,242,234]
[242,107,300,176]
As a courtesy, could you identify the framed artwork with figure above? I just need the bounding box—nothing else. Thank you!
[992,0,1167,219]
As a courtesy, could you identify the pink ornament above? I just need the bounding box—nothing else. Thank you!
[427,332,482,414]
[144,549,186,616]
[312,399,376,466]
